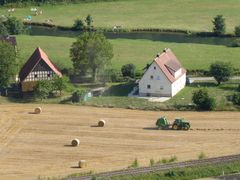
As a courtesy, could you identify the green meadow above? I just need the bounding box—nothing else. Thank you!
[16,35,240,71]
[1,0,240,33]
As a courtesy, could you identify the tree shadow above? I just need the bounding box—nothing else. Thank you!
[190,82,217,88]
[103,83,136,96]
[29,26,237,47]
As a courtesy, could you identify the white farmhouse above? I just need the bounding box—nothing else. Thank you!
[139,48,186,97]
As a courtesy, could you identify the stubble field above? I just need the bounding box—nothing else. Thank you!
[0,103,240,180]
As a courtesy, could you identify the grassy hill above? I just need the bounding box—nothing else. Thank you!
[16,35,240,71]
[1,0,240,33]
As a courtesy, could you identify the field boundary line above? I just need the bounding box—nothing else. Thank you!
[69,154,240,180]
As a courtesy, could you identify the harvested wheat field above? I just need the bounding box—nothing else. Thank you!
[0,103,240,180]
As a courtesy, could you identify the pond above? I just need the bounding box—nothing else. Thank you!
[27,25,236,47]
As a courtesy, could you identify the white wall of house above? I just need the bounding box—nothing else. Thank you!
[171,72,186,97]
[139,62,172,97]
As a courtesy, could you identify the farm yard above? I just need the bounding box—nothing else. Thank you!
[1,0,240,33]
[0,104,240,180]
[16,35,240,71]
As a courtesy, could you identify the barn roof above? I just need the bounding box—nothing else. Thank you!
[19,47,62,82]
[0,35,17,46]
[154,48,186,83]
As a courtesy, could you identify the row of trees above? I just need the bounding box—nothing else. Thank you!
[212,15,240,36]
[72,15,94,31]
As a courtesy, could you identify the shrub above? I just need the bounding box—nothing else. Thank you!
[149,159,155,166]
[52,76,69,95]
[235,25,240,36]
[0,22,8,35]
[198,152,207,159]
[192,89,216,110]
[3,16,24,35]
[232,93,240,105]
[212,15,225,36]
[34,80,52,100]
[128,158,139,168]
[237,84,240,92]
[72,19,85,31]
[71,90,86,103]
[169,155,178,162]
[121,63,136,78]
[230,39,240,47]
[209,61,233,85]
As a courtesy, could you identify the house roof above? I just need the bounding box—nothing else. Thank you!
[19,47,62,82]
[154,48,186,83]
[0,35,17,46]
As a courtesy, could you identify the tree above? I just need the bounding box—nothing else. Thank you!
[192,89,216,110]
[85,14,93,31]
[0,22,8,35]
[70,32,113,82]
[212,15,225,36]
[52,76,69,95]
[232,93,240,105]
[3,16,24,35]
[209,61,233,85]
[34,80,52,100]
[121,63,136,78]
[72,18,85,31]
[235,25,240,36]
[0,41,17,88]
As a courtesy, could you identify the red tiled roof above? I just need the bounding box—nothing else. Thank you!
[19,47,62,82]
[154,48,186,83]
[0,35,17,46]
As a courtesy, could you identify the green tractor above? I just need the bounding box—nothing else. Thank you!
[156,117,190,130]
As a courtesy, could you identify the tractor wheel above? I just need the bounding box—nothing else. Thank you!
[184,125,190,130]
[172,124,178,130]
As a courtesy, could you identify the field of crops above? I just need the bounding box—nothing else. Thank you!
[1,0,240,33]
[0,104,240,180]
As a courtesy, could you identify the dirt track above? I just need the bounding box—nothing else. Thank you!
[0,104,240,180]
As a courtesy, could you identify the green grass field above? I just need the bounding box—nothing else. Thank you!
[83,80,240,111]
[16,35,240,71]
[1,0,240,33]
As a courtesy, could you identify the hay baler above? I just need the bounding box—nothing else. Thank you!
[156,117,190,130]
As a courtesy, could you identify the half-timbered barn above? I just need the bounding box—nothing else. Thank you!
[19,47,62,92]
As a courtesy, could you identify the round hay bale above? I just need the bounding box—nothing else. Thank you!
[71,139,80,146]
[79,160,87,168]
[98,120,105,127]
[34,107,42,114]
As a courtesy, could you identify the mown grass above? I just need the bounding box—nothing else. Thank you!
[1,0,240,33]
[16,35,240,71]
[109,160,240,180]
[84,80,240,111]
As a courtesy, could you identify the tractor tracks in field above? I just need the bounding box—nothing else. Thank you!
[190,128,240,132]
[69,154,240,180]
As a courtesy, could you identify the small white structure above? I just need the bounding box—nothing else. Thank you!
[139,48,186,97]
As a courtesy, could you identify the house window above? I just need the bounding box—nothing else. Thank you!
[150,75,154,79]
[47,73,51,77]
[154,66,156,70]
[34,74,38,78]
[147,85,151,89]
[160,86,164,90]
